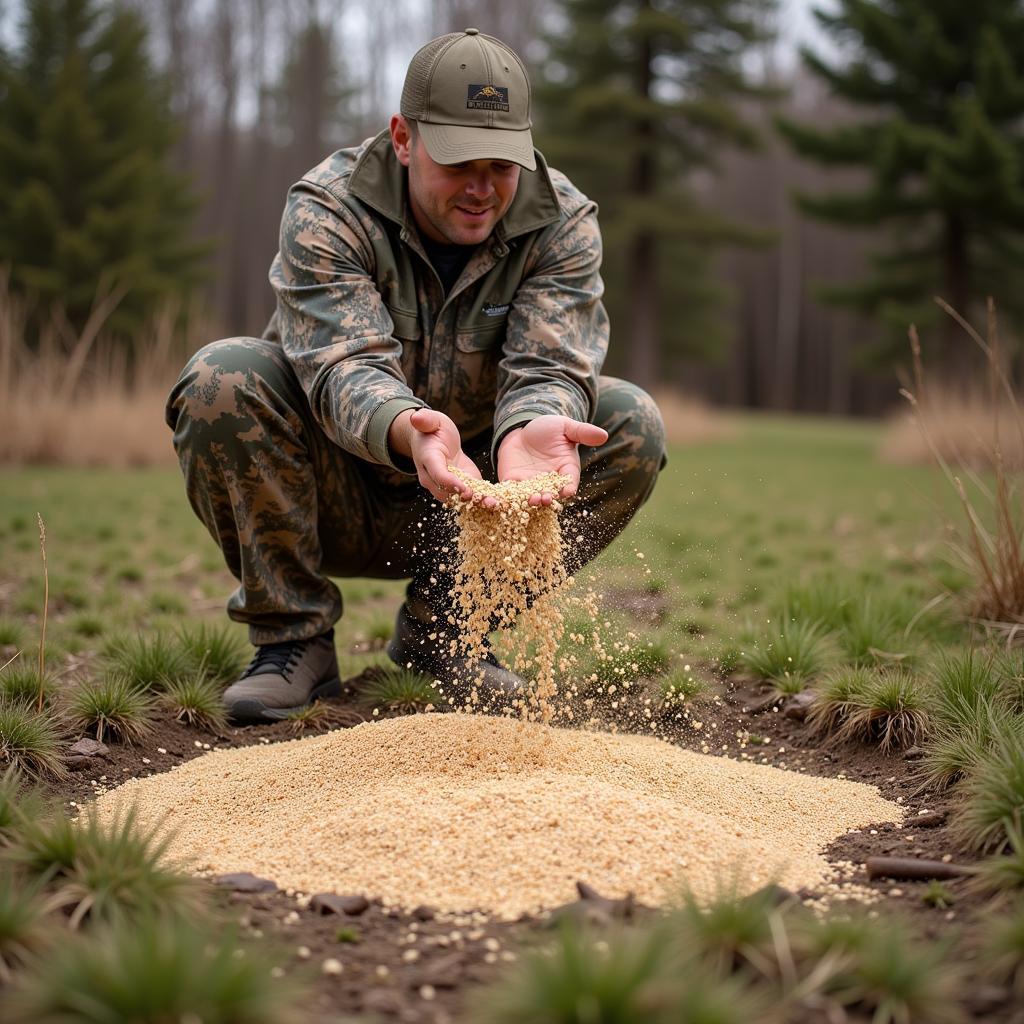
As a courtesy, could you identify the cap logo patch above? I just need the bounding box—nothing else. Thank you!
[467,84,509,112]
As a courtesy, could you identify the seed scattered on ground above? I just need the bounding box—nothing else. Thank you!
[97,714,901,919]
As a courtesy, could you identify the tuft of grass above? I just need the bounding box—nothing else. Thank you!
[335,925,361,944]
[7,806,200,927]
[6,912,298,1023]
[917,701,1023,790]
[68,612,105,639]
[283,701,357,736]
[659,666,708,706]
[993,648,1024,714]
[0,876,52,983]
[160,674,228,732]
[739,616,831,693]
[0,618,24,647]
[359,669,439,713]
[927,648,1002,729]
[814,913,962,1024]
[673,881,783,976]
[954,720,1024,852]
[838,667,930,752]
[806,666,873,737]
[175,622,248,687]
[983,898,1024,997]
[837,596,914,668]
[589,635,673,684]
[973,824,1024,895]
[0,662,58,707]
[102,631,189,691]
[472,920,681,1024]
[0,700,65,781]
[67,675,155,744]
[921,880,955,909]
[773,577,853,633]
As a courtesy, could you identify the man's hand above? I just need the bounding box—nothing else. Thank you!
[497,415,609,505]
[389,408,484,503]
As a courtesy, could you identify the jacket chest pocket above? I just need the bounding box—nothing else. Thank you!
[455,309,507,352]
[387,306,422,342]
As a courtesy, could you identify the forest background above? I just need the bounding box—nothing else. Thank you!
[4,0,1024,421]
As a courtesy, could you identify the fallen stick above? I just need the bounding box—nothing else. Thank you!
[865,856,973,881]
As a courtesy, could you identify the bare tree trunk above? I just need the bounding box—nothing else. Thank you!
[627,0,657,390]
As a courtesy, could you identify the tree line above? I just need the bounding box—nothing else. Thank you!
[3,0,1024,413]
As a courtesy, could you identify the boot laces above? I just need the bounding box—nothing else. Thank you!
[242,639,306,680]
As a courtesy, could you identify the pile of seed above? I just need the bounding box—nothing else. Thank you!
[97,714,901,919]
[445,470,571,722]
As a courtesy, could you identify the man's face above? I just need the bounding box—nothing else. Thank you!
[391,115,521,246]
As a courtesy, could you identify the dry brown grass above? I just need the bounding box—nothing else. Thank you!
[897,299,1024,631]
[879,385,1024,470]
[651,389,737,446]
[0,273,212,468]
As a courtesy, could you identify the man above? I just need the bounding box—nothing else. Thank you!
[166,29,666,722]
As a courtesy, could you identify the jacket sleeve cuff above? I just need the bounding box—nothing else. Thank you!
[367,396,427,472]
[490,411,539,468]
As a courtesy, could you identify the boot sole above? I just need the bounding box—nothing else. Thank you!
[226,675,343,725]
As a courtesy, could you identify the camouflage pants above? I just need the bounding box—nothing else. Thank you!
[165,337,666,645]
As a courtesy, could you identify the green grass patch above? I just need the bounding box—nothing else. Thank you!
[160,675,227,732]
[0,701,65,781]
[67,676,155,744]
[359,668,439,713]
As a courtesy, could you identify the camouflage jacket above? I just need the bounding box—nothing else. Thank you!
[264,129,608,473]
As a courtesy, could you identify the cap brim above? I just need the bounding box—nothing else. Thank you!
[418,121,537,171]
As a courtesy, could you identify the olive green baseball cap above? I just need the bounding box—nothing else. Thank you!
[400,29,536,171]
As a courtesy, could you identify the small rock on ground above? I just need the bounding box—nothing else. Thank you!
[310,892,370,916]
[213,872,278,893]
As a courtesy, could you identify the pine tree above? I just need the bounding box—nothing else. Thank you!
[0,0,208,339]
[778,1,1024,373]
[536,0,777,387]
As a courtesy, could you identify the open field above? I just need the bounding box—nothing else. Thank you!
[2,412,1023,1022]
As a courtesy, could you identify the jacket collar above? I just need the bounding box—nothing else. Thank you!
[347,129,561,242]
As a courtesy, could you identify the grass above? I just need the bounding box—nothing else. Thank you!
[838,667,930,752]
[0,701,65,780]
[175,622,248,687]
[358,668,439,713]
[917,701,1023,789]
[67,675,155,744]
[738,616,831,693]
[6,913,297,1024]
[814,913,962,1024]
[659,665,708,706]
[927,647,1002,729]
[837,595,916,667]
[102,632,190,691]
[0,876,51,983]
[7,806,199,926]
[954,721,1024,852]
[473,920,683,1024]
[160,674,228,731]
[984,898,1024,996]
[973,824,1024,894]
[0,662,58,707]
[806,665,873,737]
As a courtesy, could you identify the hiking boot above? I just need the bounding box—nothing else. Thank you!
[385,603,524,706]
[223,629,341,723]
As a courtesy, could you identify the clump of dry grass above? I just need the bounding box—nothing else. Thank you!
[880,386,1024,470]
[896,300,1024,629]
[0,273,212,468]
